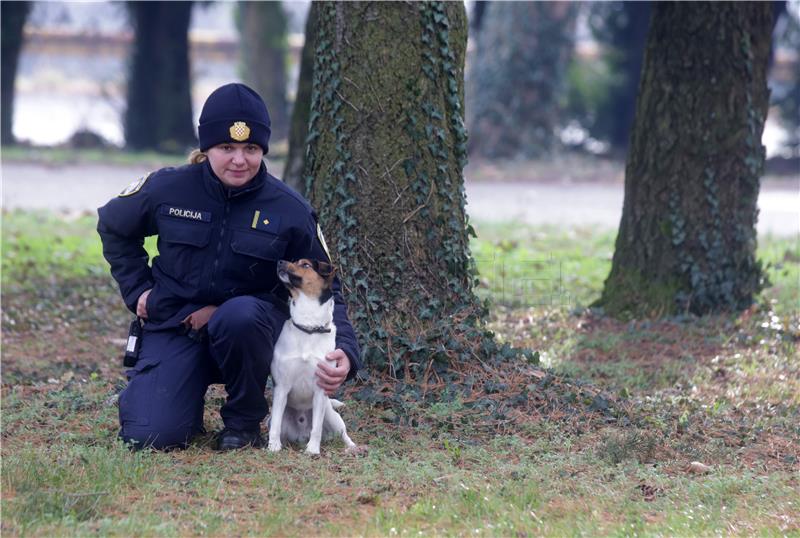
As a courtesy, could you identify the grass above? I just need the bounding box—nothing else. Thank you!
[1,145,188,168]
[2,210,798,536]
[1,145,288,174]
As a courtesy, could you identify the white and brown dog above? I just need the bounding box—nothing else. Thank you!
[268,259,357,455]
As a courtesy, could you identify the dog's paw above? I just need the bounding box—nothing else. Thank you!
[268,440,282,452]
[345,445,368,456]
[305,444,321,456]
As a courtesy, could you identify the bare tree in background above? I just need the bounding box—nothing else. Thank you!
[588,1,652,152]
[124,1,195,152]
[284,1,319,193]
[236,1,289,143]
[468,2,578,159]
[1,1,31,145]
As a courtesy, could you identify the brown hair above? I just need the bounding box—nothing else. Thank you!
[188,149,207,164]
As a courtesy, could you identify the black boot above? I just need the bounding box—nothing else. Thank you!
[215,428,264,450]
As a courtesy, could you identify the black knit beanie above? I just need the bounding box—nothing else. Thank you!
[198,83,271,153]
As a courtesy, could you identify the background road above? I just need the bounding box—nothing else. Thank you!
[2,161,798,237]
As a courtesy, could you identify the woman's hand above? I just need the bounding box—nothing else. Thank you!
[137,289,151,318]
[316,350,351,396]
[182,305,218,331]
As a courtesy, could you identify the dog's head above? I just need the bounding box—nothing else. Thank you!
[277,258,336,304]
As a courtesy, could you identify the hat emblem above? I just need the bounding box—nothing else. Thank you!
[229,121,251,141]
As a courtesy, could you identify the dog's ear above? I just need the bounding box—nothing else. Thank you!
[317,261,336,280]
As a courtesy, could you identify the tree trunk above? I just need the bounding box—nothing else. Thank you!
[467,2,578,159]
[598,2,772,318]
[470,1,488,34]
[124,1,195,152]
[284,1,320,194]
[304,2,500,377]
[1,1,31,146]
[237,1,289,143]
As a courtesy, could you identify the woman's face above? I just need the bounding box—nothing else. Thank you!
[206,143,264,188]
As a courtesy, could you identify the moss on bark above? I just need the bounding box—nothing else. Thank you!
[304,2,521,378]
[598,2,772,318]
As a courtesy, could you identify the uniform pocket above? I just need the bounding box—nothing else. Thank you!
[156,218,212,286]
[119,359,161,427]
[226,229,287,283]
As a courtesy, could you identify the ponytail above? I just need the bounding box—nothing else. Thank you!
[188,149,207,164]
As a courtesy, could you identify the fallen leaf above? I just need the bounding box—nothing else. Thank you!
[687,461,712,474]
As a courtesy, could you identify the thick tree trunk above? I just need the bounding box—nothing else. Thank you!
[124,1,195,152]
[284,1,320,194]
[304,2,492,377]
[237,1,289,143]
[598,2,772,318]
[467,2,577,159]
[1,1,31,145]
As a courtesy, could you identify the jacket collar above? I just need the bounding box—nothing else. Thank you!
[202,160,268,201]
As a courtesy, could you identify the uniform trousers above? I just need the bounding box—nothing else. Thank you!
[118,296,288,450]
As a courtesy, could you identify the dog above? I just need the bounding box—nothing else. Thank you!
[270,398,347,447]
[268,258,357,455]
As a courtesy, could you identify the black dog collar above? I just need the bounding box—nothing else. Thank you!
[292,321,332,334]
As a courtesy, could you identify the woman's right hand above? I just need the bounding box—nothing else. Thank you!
[137,289,151,319]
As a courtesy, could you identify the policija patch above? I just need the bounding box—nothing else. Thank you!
[118,173,152,197]
[160,205,212,222]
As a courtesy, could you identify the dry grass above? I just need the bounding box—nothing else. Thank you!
[2,211,798,535]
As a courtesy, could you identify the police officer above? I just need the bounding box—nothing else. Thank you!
[98,83,361,451]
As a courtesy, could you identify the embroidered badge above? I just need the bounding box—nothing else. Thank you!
[160,205,211,222]
[118,173,151,197]
[317,223,332,260]
[230,121,251,141]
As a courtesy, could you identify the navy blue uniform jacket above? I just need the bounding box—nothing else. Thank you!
[97,161,361,379]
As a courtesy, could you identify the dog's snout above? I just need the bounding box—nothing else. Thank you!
[277,260,288,270]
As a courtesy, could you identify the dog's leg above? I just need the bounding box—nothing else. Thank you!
[324,402,357,450]
[305,390,327,455]
[268,384,290,452]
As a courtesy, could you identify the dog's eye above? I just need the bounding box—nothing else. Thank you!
[301,262,311,268]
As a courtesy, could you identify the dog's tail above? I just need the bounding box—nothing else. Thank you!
[330,399,345,409]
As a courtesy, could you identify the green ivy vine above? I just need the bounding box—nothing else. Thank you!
[305,2,536,385]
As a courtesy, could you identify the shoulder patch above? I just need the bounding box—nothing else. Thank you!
[317,223,332,260]
[118,173,152,197]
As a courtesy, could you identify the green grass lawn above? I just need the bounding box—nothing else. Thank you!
[2,210,798,536]
[0,145,288,175]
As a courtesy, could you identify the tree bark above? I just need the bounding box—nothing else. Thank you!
[284,1,320,194]
[304,2,493,377]
[237,1,289,143]
[598,2,772,318]
[467,2,578,159]
[1,1,31,146]
[124,1,195,152]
